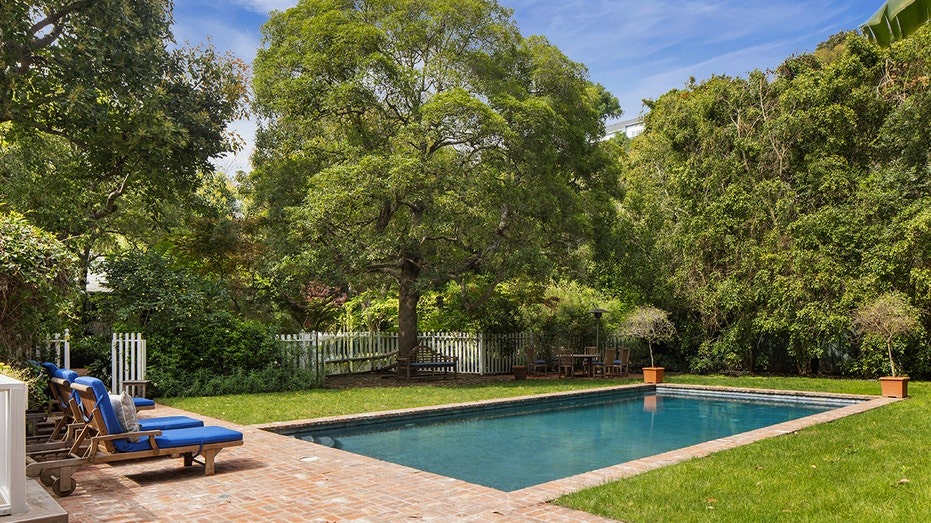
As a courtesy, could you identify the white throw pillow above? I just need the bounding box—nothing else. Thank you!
[108,391,139,434]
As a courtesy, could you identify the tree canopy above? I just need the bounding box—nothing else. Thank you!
[611,28,931,376]
[1,0,249,287]
[251,0,620,354]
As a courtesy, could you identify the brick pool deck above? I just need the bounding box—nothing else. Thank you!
[48,384,897,522]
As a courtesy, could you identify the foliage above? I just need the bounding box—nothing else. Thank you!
[613,28,931,376]
[0,212,75,360]
[852,292,923,376]
[619,306,676,367]
[251,0,620,356]
[0,360,50,410]
[96,250,295,395]
[0,0,249,300]
[147,366,321,398]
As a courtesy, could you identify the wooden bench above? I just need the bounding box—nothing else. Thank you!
[397,345,458,380]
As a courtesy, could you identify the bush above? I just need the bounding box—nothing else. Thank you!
[147,365,320,397]
[0,212,75,361]
[97,250,317,396]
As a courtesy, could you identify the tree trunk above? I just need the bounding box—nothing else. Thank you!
[397,260,421,359]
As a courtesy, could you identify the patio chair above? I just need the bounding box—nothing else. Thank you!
[591,349,608,378]
[527,346,548,376]
[557,351,574,378]
[46,366,203,438]
[602,349,619,378]
[41,362,155,410]
[617,348,631,377]
[69,376,243,476]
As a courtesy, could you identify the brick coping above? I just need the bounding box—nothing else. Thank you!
[259,383,898,504]
[52,383,900,522]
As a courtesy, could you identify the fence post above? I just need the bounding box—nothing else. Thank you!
[112,333,146,393]
[63,328,71,370]
[0,374,27,516]
[478,333,486,375]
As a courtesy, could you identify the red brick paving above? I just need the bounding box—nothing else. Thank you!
[47,384,896,522]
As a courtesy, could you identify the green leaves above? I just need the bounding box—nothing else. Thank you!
[251,0,618,342]
[0,211,75,360]
[618,29,931,376]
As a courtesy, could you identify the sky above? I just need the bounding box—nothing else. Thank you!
[170,0,884,173]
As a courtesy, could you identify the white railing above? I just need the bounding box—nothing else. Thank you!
[111,332,146,394]
[277,331,598,375]
[34,328,70,369]
[0,374,27,516]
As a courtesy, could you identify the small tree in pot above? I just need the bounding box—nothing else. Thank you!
[621,306,676,383]
[851,292,922,398]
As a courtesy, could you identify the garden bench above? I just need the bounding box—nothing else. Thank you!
[397,345,458,380]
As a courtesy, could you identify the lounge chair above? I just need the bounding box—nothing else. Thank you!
[70,376,243,476]
[41,362,155,410]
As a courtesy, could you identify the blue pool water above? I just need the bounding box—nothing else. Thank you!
[284,388,858,491]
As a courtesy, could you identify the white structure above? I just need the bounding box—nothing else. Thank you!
[603,116,644,140]
[112,332,146,395]
[0,374,27,516]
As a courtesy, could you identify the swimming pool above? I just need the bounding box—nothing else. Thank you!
[272,385,865,492]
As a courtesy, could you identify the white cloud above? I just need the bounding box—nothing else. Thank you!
[231,0,297,15]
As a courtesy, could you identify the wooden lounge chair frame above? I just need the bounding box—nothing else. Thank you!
[397,344,458,380]
[70,379,242,476]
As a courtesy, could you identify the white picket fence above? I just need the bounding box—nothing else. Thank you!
[99,330,623,385]
[276,331,604,375]
[34,329,70,369]
[111,332,146,395]
[0,374,26,516]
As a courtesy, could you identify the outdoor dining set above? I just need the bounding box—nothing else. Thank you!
[526,346,630,378]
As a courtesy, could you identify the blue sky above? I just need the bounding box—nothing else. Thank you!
[171,0,883,173]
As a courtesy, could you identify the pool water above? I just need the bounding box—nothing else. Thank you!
[288,388,858,491]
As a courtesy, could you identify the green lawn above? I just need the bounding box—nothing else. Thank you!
[161,375,928,521]
[158,377,643,424]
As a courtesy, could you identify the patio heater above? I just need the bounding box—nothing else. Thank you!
[589,308,608,353]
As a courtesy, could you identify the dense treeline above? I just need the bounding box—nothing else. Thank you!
[7,0,931,393]
[606,30,931,377]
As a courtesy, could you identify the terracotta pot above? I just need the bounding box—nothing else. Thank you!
[643,366,665,384]
[512,365,528,380]
[879,376,909,398]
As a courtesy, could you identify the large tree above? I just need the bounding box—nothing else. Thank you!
[252,0,620,355]
[0,0,248,290]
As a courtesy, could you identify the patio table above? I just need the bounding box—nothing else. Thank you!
[571,353,600,377]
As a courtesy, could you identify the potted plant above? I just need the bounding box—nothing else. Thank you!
[512,364,528,380]
[620,306,676,384]
[852,292,922,398]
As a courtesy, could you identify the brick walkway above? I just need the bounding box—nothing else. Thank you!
[48,385,896,522]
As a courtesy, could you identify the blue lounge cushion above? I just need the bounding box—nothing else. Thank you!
[74,375,241,453]
[138,416,204,431]
[116,426,243,453]
[40,362,60,378]
[133,397,156,409]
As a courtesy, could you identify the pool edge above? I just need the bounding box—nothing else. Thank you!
[254,383,900,508]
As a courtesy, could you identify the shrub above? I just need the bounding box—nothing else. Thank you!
[0,212,75,361]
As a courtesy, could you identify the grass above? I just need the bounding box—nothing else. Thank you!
[556,376,931,522]
[160,374,929,521]
[158,377,642,425]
